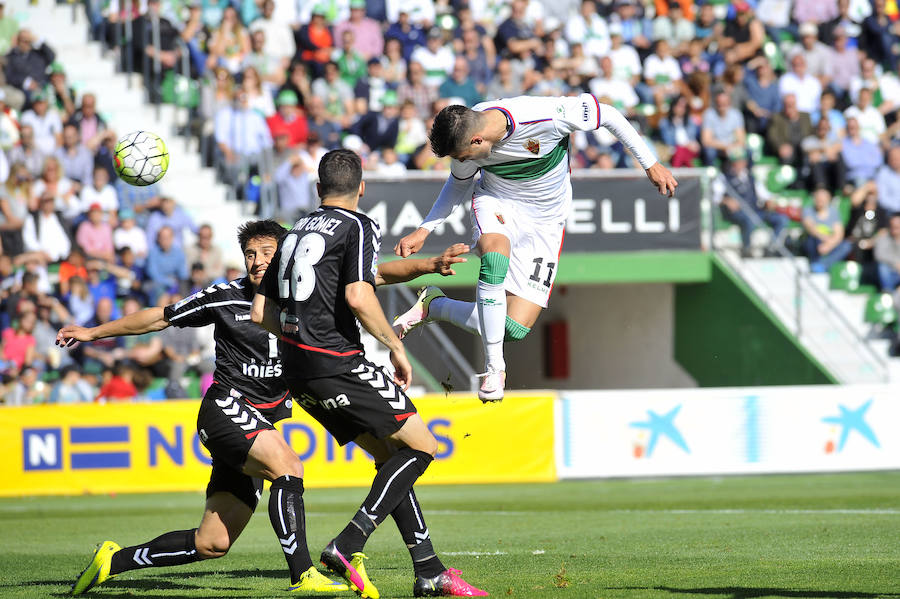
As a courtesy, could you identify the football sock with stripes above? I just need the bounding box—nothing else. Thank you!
[268,475,314,583]
[477,252,509,373]
[391,488,445,578]
[108,529,200,575]
[333,448,434,555]
[430,299,533,342]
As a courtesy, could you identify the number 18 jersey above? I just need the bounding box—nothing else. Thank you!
[258,205,380,378]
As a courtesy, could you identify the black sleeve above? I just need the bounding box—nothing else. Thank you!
[341,218,379,288]
[162,286,235,328]
[259,242,284,300]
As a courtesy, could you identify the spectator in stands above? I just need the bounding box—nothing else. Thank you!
[56,123,93,186]
[57,247,87,296]
[274,148,315,222]
[304,95,341,150]
[720,1,765,63]
[144,196,196,251]
[397,60,438,120]
[46,61,76,119]
[179,4,211,78]
[386,0,435,28]
[495,0,542,59]
[607,23,642,89]
[31,157,77,222]
[829,26,861,97]
[767,93,814,169]
[792,23,833,91]
[243,29,287,89]
[715,149,789,253]
[820,0,862,45]
[145,225,187,303]
[240,66,275,117]
[844,87,886,145]
[875,147,900,213]
[756,0,795,41]
[694,2,722,51]
[76,203,115,262]
[484,58,523,104]
[4,365,42,405]
[115,246,147,302]
[333,29,368,88]
[311,61,356,126]
[249,0,295,64]
[779,53,822,115]
[742,58,781,135]
[803,186,853,272]
[64,275,94,326]
[23,197,70,264]
[184,223,224,283]
[385,9,425,63]
[78,297,122,373]
[612,0,653,56]
[352,88,400,150]
[0,162,29,256]
[95,360,138,402]
[841,117,884,188]
[334,0,383,60]
[380,37,408,86]
[860,0,900,70]
[371,147,407,175]
[0,90,19,152]
[213,89,274,185]
[458,28,491,96]
[588,56,637,117]
[846,181,886,265]
[266,89,308,148]
[565,0,611,59]
[438,58,481,108]
[410,28,455,89]
[875,212,900,292]
[395,98,427,165]
[131,0,182,96]
[7,125,43,178]
[652,1,695,55]
[20,93,62,157]
[79,165,118,221]
[659,95,700,167]
[0,2,18,58]
[802,116,846,191]
[3,29,54,100]
[2,305,36,371]
[701,89,747,166]
[206,5,249,76]
[295,5,333,79]
[794,0,840,26]
[114,178,161,229]
[49,365,94,403]
[354,58,388,114]
[642,39,683,105]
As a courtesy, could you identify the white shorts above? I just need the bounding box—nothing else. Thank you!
[470,194,566,308]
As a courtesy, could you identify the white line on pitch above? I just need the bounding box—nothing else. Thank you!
[442,551,507,556]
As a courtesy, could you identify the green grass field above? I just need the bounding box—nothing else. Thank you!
[1,473,899,599]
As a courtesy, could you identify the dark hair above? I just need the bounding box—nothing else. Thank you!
[237,219,287,251]
[429,104,482,157]
[318,149,363,198]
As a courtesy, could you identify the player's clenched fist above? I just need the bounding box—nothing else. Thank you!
[394,227,430,257]
[389,349,413,391]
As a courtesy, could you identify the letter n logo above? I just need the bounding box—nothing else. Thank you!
[23,428,62,471]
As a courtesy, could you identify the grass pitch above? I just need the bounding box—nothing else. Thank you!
[0,473,898,598]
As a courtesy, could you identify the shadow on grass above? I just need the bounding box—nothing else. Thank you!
[613,586,900,598]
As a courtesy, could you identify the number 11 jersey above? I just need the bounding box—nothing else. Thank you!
[258,205,380,378]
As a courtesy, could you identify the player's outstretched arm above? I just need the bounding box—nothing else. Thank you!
[394,174,475,257]
[345,281,412,389]
[375,243,469,286]
[55,307,169,347]
[251,293,282,336]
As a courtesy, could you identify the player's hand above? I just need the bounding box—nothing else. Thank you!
[432,243,469,276]
[390,349,413,391]
[394,227,430,257]
[55,325,93,348]
[647,162,678,197]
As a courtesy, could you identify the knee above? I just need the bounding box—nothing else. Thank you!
[478,251,510,285]
[504,316,531,342]
[278,446,303,479]
[194,530,231,560]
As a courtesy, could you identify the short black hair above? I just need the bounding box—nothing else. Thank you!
[237,219,287,251]
[429,104,482,157]
[318,149,362,199]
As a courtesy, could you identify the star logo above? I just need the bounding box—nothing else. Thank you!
[524,138,540,154]
[629,405,690,458]
[821,399,880,452]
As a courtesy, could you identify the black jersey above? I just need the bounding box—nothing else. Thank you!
[259,205,379,378]
[163,278,290,422]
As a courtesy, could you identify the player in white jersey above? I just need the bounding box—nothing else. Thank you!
[392,94,677,401]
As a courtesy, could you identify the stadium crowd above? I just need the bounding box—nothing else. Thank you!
[0,0,898,404]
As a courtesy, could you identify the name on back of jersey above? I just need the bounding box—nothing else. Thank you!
[294,214,343,236]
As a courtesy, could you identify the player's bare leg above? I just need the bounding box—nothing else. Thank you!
[194,492,254,558]
[322,416,439,598]
[244,430,348,593]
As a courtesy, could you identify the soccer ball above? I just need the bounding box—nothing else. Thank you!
[113,131,169,186]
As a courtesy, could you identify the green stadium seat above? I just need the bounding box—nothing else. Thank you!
[829,261,864,292]
[864,293,898,325]
[747,133,764,163]
[765,165,797,193]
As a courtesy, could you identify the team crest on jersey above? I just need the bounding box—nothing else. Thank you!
[524,138,540,154]
[495,212,505,225]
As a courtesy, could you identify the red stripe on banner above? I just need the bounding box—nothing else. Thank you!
[394,412,416,422]
[280,337,363,357]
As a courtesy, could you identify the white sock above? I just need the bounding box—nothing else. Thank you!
[476,281,506,372]
[429,297,480,335]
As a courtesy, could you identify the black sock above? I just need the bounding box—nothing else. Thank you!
[268,475,314,583]
[392,488,445,578]
[334,448,433,555]
[109,529,200,575]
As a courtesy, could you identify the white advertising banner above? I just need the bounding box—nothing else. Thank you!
[557,385,900,478]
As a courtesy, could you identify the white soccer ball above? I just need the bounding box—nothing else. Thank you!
[113,131,169,186]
